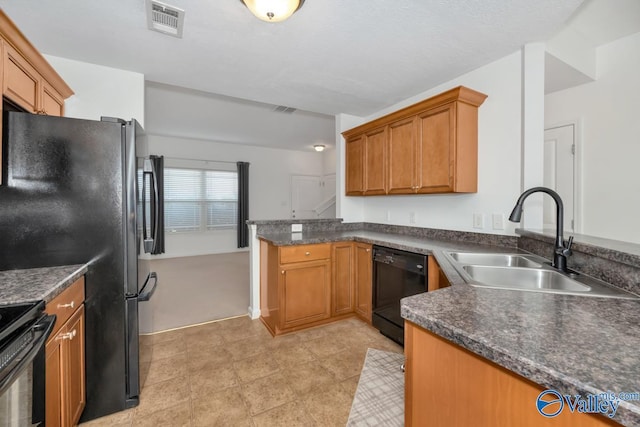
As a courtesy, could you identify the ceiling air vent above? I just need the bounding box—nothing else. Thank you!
[273,105,297,114]
[146,0,185,38]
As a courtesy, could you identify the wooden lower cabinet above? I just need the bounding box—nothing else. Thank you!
[332,242,355,316]
[354,243,373,322]
[45,278,86,427]
[427,255,451,291]
[261,240,374,334]
[261,241,334,335]
[281,260,331,329]
[405,321,620,427]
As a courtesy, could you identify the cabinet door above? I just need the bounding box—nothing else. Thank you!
[3,42,39,113]
[364,127,387,195]
[417,103,455,193]
[388,117,418,194]
[345,134,365,195]
[332,242,355,316]
[280,260,331,329]
[41,80,64,116]
[64,305,86,427]
[354,243,372,322]
[45,338,62,427]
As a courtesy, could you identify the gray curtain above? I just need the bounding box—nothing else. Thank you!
[237,162,250,248]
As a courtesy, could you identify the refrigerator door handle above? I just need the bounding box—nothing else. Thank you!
[150,159,160,252]
[138,272,158,301]
[142,159,157,253]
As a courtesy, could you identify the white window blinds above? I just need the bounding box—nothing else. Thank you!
[163,167,238,232]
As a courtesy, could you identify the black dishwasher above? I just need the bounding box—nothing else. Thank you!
[372,245,427,345]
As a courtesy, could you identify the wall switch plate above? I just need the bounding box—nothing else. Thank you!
[473,213,484,229]
[409,212,416,224]
[291,224,303,232]
[492,213,504,230]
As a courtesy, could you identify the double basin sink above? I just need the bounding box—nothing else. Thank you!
[444,251,639,300]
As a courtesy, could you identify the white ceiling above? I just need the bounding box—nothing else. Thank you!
[564,0,640,46]
[11,0,637,152]
[1,0,585,117]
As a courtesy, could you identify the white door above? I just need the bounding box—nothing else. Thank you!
[290,175,322,219]
[544,125,576,233]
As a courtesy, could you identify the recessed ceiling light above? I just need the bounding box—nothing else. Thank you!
[314,144,325,152]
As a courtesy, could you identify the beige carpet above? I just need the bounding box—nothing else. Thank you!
[139,252,250,333]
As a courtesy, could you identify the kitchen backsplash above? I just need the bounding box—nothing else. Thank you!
[517,231,640,295]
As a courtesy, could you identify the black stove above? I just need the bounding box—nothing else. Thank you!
[0,301,45,344]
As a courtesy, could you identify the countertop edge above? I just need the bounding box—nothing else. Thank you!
[401,296,640,426]
[42,264,89,303]
[0,263,89,305]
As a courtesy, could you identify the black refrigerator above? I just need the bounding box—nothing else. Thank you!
[0,111,164,421]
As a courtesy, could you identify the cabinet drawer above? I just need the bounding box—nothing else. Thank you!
[279,243,331,264]
[46,276,85,338]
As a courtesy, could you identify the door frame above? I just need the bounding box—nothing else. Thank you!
[544,119,583,234]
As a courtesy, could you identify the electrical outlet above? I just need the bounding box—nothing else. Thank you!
[291,224,302,232]
[409,212,416,224]
[492,213,504,230]
[473,213,484,229]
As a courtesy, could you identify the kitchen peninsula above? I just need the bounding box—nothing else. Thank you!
[251,219,640,426]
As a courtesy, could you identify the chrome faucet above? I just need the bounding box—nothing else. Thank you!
[508,187,574,273]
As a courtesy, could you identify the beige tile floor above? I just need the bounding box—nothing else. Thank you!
[80,316,403,427]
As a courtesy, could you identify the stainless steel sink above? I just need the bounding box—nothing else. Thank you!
[448,252,543,268]
[443,251,640,300]
[462,265,590,292]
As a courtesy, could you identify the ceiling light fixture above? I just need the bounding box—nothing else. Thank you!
[240,0,305,23]
[314,144,325,152]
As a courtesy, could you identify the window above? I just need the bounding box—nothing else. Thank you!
[164,168,238,232]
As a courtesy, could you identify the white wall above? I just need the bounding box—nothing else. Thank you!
[338,51,525,234]
[545,32,640,243]
[147,134,324,258]
[44,55,145,127]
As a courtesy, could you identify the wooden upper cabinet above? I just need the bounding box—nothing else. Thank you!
[41,80,65,116]
[342,86,486,196]
[417,103,455,193]
[388,116,418,194]
[3,42,39,112]
[364,127,387,195]
[345,134,365,195]
[0,10,73,184]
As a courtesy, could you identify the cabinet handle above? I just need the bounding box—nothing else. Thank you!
[305,251,311,256]
[281,270,285,274]
[366,249,370,252]
[57,329,77,341]
[57,301,75,309]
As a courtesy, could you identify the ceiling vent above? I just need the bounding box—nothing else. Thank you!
[273,105,297,114]
[146,0,185,38]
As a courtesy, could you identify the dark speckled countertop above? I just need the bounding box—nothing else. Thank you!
[258,229,640,426]
[0,264,88,305]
